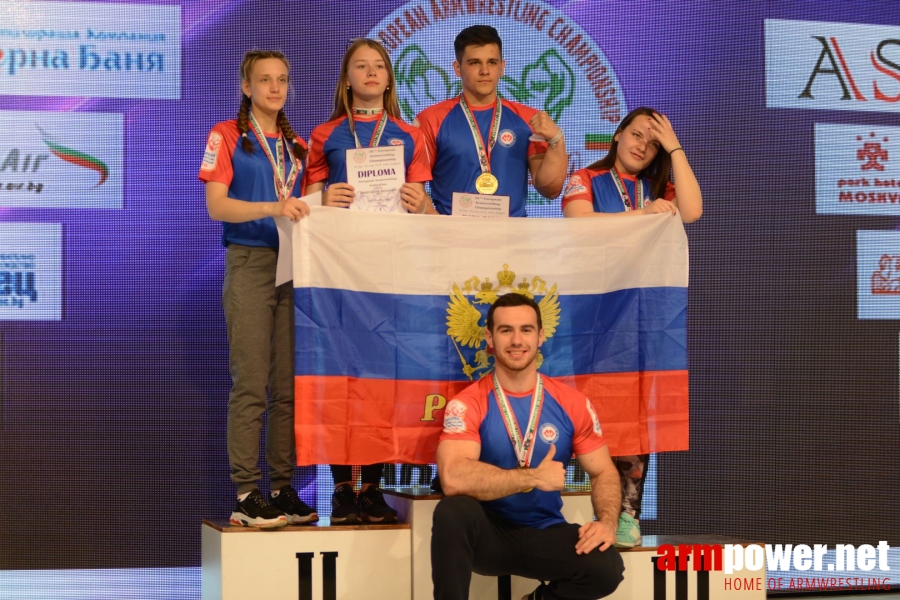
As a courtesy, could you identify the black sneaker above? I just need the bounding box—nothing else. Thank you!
[230,489,287,529]
[331,483,360,523]
[521,582,547,600]
[358,486,398,523]
[271,485,318,525]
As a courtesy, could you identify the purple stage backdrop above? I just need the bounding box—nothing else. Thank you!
[0,0,898,583]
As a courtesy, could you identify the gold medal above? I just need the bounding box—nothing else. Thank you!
[475,172,499,195]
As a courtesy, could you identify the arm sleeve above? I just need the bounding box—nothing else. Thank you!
[439,382,486,445]
[198,123,236,186]
[305,124,331,185]
[560,169,593,210]
[414,109,438,169]
[663,180,676,201]
[406,127,433,183]
[572,393,607,456]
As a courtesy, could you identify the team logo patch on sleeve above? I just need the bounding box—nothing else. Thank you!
[539,423,559,444]
[585,399,603,436]
[442,399,468,434]
[564,174,586,198]
[201,131,222,171]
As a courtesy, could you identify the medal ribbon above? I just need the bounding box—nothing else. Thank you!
[492,373,544,468]
[459,95,502,174]
[352,110,389,149]
[610,167,645,212]
[248,111,301,202]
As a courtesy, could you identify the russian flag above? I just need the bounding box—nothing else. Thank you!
[293,207,689,466]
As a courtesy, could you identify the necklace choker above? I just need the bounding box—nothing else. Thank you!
[352,107,383,115]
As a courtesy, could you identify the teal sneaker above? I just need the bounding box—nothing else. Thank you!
[615,512,641,548]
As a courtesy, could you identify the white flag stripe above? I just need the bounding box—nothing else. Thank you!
[294,207,688,295]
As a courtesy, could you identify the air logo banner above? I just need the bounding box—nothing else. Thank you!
[815,123,900,215]
[766,19,900,113]
[367,0,625,207]
[0,223,61,321]
[0,111,123,209]
[858,230,900,319]
[0,1,180,99]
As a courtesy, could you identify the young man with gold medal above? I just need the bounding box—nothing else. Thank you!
[415,25,567,217]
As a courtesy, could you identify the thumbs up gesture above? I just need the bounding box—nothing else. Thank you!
[531,444,566,492]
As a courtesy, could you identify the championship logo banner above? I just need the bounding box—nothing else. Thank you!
[367,0,626,214]
[0,111,122,208]
[292,208,689,465]
[0,1,180,99]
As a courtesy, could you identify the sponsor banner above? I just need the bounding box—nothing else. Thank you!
[0,110,122,208]
[293,208,689,465]
[858,230,900,320]
[0,223,61,321]
[0,1,180,99]
[815,123,900,215]
[367,0,626,209]
[766,19,900,113]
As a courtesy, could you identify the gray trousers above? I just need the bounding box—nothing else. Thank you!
[223,244,296,494]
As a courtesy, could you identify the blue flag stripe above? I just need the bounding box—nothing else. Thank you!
[295,287,686,381]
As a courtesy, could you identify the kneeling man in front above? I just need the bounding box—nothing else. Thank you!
[432,293,625,600]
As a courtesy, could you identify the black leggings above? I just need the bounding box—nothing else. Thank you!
[329,464,384,486]
[431,495,624,600]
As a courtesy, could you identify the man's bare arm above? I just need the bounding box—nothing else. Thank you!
[437,439,566,501]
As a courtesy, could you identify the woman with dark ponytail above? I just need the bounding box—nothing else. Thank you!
[561,106,703,549]
[198,49,317,529]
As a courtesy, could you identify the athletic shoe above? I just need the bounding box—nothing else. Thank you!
[230,489,288,529]
[615,512,641,548]
[358,486,398,523]
[522,582,547,599]
[331,483,360,523]
[270,485,318,525]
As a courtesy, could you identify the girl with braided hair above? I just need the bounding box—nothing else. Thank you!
[199,49,317,528]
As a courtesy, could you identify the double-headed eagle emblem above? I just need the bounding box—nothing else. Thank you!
[446,264,561,380]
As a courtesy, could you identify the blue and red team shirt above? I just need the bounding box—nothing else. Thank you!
[415,97,548,217]
[440,375,607,529]
[198,120,307,248]
[307,113,432,186]
[561,167,676,214]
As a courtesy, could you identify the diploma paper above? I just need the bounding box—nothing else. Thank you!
[346,146,406,213]
[451,192,511,218]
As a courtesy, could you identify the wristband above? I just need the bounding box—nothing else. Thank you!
[547,130,564,148]
[670,147,684,155]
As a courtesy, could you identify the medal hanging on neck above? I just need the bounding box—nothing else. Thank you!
[351,109,389,149]
[248,110,300,202]
[492,373,544,494]
[610,168,645,212]
[459,95,502,195]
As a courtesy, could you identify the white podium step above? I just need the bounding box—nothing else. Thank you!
[201,519,411,600]
[202,489,766,600]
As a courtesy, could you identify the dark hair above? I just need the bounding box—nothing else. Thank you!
[236,50,308,161]
[454,25,502,63]
[586,106,672,200]
[486,293,542,333]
